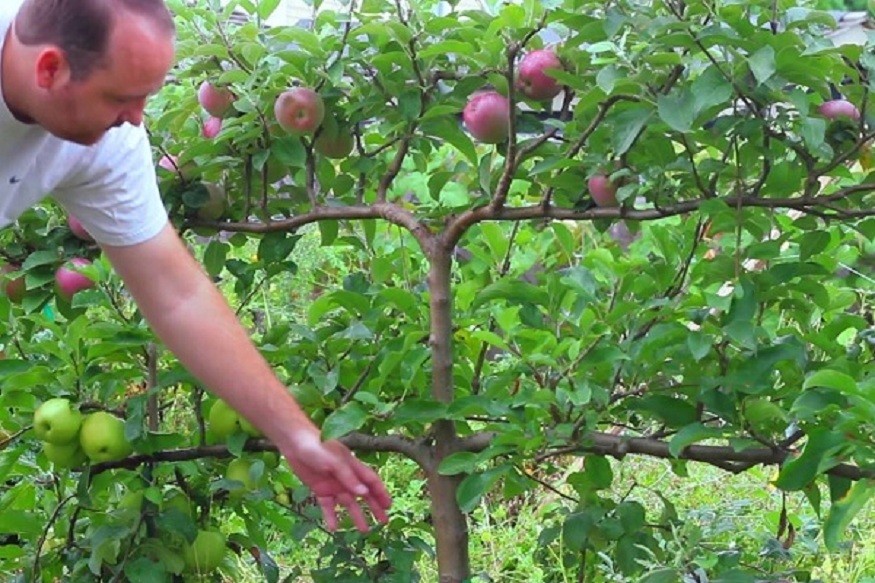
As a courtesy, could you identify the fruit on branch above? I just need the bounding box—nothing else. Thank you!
[195,182,227,221]
[202,116,223,139]
[158,155,196,181]
[33,398,82,445]
[183,529,226,574]
[0,263,25,304]
[197,81,235,118]
[226,457,263,496]
[274,87,325,135]
[42,440,88,468]
[68,214,94,242]
[818,99,860,121]
[78,411,133,463]
[587,174,619,207]
[463,90,511,144]
[208,399,263,441]
[314,124,355,159]
[516,49,564,101]
[55,257,95,302]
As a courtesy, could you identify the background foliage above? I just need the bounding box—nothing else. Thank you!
[2,0,875,581]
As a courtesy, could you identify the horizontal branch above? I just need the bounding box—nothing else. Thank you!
[90,432,429,474]
[457,430,874,483]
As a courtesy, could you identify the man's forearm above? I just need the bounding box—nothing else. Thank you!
[102,225,318,450]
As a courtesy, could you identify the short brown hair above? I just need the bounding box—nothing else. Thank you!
[15,0,176,81]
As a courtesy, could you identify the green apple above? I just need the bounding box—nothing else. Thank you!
[208,399,262,440]
[79,411,133,463]
[33,398,82,445]
[42,440,87,468]
[183,529,226,574]
[225,457,266,499]
[162,487,193,518]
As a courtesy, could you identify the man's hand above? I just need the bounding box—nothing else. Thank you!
[281,432,392,532]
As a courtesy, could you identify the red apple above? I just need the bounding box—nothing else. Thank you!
[202,116,223,139]
[818,99,860,121]
[274,88,325,135]
[55,258,94,302]
[516,49,564,101]
[463,91,510,144]
[588,174,618,207]
[0,264,25,304]
[157,155,196,181]
[197,81,235,118]
[68,215,94,242]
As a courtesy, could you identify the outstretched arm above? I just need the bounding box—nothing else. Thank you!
[100,222,391,531]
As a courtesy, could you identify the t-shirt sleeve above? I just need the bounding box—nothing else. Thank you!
[52,124,169,247]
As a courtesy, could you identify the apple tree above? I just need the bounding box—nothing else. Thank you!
[2,0,875,581]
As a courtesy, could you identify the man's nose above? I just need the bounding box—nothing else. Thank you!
[119,100,147,126]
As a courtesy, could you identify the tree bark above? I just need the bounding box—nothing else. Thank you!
[426,246,470,582]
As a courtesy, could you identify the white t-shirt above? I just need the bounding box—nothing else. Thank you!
[0,0,168,247]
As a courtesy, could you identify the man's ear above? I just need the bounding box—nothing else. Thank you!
[34,47,70,89]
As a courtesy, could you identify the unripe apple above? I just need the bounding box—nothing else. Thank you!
[183,529,226,574]
[55,257,94,302]
[197,81,235,118]
[67,214,94,242]
[33,397,82,445]
[274,88,325,135]
[818,99,860,121]
[463,91,510,144]
[314,127,354,159]
[587,174,619,207]
[79,411,133,463]
[42,440,88,468]
[0,263,25,304]
[516,49,563,101]
[196,183,227,221]
[202,116,223,139]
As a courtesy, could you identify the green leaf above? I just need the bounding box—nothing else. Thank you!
[799,231,831,260]
[123,557,168,583]
[321,402,368,440]
[203,241,228,278]
[438,452,479,476]
[256,0,280,19]
[0,510,43,536]
[657,89,695,132]
[456,467,505,513]
[641,568,681,583]
[824,479,875,551]
[692,66,734,113]
[421,118,478,166]
[668,423,726,457]
[394,399,448,424]
[748,45,776,85]
[803,369,857,394]
[686,331,712,361]
[258,232,299,264]
[471,280,549,309]
[774,428,847,491]
[634,396,699,427]
[611,106,654,155]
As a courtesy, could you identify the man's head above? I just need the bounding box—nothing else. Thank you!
[6,0,176,145]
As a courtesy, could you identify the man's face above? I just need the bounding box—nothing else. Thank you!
[39,15,175,145]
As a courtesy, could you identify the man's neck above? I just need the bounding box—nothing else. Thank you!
[1,25,36,124]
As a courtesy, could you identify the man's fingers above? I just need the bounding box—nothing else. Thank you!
[317,496,339,532]
[337,493,371,533]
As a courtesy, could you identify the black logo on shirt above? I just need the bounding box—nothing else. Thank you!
[9,176,21,184]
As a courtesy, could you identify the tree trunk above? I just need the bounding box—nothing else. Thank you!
[427,248,471,582]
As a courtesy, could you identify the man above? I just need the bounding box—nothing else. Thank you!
[0,0,391,533]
